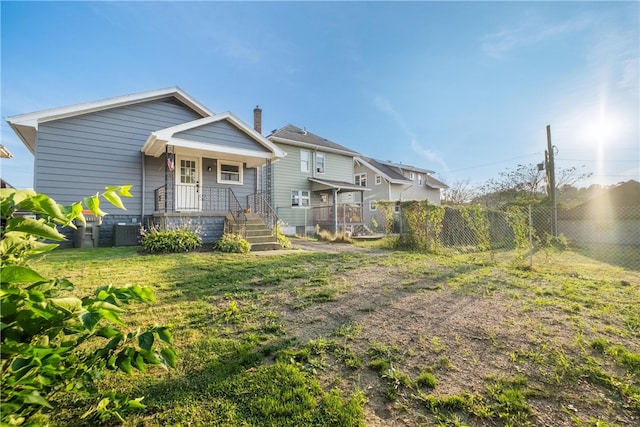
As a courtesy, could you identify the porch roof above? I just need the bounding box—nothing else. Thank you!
[309,178,371,193]
[141,112,286,167]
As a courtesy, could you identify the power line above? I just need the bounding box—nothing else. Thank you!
[556,157,638,163]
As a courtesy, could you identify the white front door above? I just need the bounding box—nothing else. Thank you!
[176,156,200,211]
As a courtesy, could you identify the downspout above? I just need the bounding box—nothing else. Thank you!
[141,152,145,224]
[333,188,338,234]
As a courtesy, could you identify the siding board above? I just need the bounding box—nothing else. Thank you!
[175,121,270,153]
[34,99,202,213]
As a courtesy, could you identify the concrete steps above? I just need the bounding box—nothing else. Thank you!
[226,213,280,251]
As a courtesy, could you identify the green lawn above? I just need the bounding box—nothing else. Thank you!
[30,241,640,426]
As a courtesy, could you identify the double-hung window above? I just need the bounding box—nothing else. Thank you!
[218,161,242,184]
[300,150,310,173]
[418,175,423,186]
[315,153,325,173]
[375,174,382,185]
[354,173,367,187]
[291,190,310,208]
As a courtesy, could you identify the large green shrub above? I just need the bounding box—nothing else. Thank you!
[216,233,251,253]
[141,228,202,254]
[0,186,177,425]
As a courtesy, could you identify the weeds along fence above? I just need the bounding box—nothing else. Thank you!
[378,201,640,270]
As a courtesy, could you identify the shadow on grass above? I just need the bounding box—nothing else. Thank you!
[117,337,363,426]
[162,251,369,303]
[572,243,640,272]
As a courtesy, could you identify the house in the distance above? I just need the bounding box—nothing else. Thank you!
[354,157,448,231]
[7,87,285,248]
[267,125,367,236]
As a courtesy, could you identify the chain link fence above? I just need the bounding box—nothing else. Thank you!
[390,203,639,270]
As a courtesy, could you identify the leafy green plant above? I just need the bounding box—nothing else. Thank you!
[416,371,438,389]
[141,227,202,253]
[545,233,568,251]
[0,187,177,426]
[275,221,291,249]
[215,233,251,253]
[459,205,492,253]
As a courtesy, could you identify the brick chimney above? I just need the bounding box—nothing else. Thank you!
[253,105,262,134]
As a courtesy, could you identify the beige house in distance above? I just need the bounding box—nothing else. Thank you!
[354,157,448,231]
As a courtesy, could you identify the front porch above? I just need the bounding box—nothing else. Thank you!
[153,184,278,246]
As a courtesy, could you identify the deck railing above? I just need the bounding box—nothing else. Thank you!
[311,203,363,224]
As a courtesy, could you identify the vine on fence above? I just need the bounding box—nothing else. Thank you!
[399,200,429,251]
[375,201,396,235]
[426,203,445,253]
[459,205,492,253]
[505,205,531,264]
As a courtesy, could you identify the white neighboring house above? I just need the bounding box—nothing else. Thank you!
[354,157,448,231]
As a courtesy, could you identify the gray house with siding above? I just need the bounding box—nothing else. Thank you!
[354,157,448,231]
[267,125,367,236]
[7,87,285,247]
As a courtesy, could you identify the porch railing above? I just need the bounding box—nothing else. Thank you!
[228,188,246,237]
[154,184,246,235]
[248,191,278,233]
[155,184,235,212]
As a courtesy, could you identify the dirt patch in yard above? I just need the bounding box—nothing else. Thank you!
[279,240,640,426]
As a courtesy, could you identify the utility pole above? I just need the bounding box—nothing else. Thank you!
[545,125,557,237]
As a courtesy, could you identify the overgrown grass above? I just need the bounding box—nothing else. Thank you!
[29,242,640,426]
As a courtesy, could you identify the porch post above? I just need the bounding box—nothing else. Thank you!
[164,145,168,212]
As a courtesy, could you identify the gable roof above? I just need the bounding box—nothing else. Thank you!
[357,157,448,189]
[424,174,449,190]
[141,112,286,164]
[356,157,410,184]
[6,86,213,154]
[268,124,360,156]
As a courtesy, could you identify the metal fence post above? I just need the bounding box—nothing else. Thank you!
[529,205,533,269]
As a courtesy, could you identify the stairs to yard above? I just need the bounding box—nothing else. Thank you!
[226,213,280,251]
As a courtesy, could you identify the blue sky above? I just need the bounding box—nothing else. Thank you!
[2,1,638,190]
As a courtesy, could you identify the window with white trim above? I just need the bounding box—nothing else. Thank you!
[218,161,243,184]
[410,172,415,180]
[354,173,367,187]
[375,174,382,185]
[300,150,310,172]
[315,153,325,173]
[291,190,310,208]
[369,200,377,211]
[418,174,423,186]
